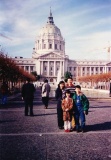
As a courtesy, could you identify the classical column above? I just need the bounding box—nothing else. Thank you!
[98,67,100,74]
[81,67,82,76]
[47,61,50,76]
[76,66,79,79]
[106,67,108,73]
[41,61,43,75]
[90,67,91,75]
[85,67,87,76]
[104,66,107,73]
[54,61,56,76]
[63,61,65,77]
[94,67,96,75]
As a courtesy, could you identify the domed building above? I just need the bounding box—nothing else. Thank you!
[32,9,69,82]
[13,10,111,85]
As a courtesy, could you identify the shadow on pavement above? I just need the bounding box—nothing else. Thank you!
[86,121,111,132]
[90,105,111,108]
[0,120,17,123]
[33,112,56,116]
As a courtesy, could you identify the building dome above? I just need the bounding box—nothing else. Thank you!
[39,23,62,38]
[32,9,65,57]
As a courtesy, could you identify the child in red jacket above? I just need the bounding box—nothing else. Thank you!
[62,90,73,132]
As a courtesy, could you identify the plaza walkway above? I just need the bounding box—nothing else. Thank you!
[0,88,111,160]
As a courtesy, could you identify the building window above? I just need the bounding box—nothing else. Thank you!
[100,67,103,71]
[74,67,76,71]
[26,66,29,71]
[45,67,47,70]
[30,66,33,71]
[69,67,71,71]
[51,67,52,70]
[87,67,90,71]
[55,44,57,49]
[44,44,46,49]
[44,61,47,65]
[49,44,52,49]
[60,45,61,50]
[83,67,85,71]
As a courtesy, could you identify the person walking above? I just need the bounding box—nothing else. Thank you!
[1,82,8,105]
[62,90,73,132]
[22,78,35,116]
[55,81,65,129]
[42,79,51,109]
[72,85,89,132]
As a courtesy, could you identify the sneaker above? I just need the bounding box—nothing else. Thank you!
[81,128,85,133]
[44,106,47,109]
[59,126,64,129]
[76,129,80,133]
[65,130,68,132]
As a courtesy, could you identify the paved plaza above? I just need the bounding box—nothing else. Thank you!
[0,88,111,160]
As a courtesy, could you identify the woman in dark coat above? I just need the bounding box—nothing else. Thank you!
[55,81,65,129]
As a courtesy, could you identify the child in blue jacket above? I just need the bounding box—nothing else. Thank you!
[72,85,89,132]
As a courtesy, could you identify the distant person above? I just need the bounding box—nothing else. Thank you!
[42,79,51,109]
[55,81,65,129]
[72,85,89,132]
[22,78,35,116]
[1,82,8,105]
[65,77,76,130]
[62,90,73,132]
[109,80,111,97]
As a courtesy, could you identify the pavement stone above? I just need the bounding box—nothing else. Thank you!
[0,88,111,160]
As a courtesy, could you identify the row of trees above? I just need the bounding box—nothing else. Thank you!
[78,73,111,89]
[0,52,36,88]
[78,73,111,83]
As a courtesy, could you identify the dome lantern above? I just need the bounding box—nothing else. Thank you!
[47,7,54,24]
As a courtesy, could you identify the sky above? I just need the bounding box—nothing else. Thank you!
[0,0,111,60]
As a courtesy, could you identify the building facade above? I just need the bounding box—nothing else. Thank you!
[13,10,111,82]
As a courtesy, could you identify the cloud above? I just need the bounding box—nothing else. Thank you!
[0,0,111,60]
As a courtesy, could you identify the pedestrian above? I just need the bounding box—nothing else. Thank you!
[42,79,51,109]
[55,81,65,129]
[1,82,8,105]
[65,77,76,130]
[22,78,35,116]
[109,79,111,97]
[72,85,89,132]
[62,90,73,132]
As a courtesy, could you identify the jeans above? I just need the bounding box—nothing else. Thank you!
[75,106,85,130]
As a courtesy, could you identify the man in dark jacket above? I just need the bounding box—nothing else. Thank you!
[22,78,35,116]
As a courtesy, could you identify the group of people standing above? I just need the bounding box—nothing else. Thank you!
[21,77,89,133]
[55,77,89,133]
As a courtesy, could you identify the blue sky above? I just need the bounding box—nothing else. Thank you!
[0,0,111,60]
